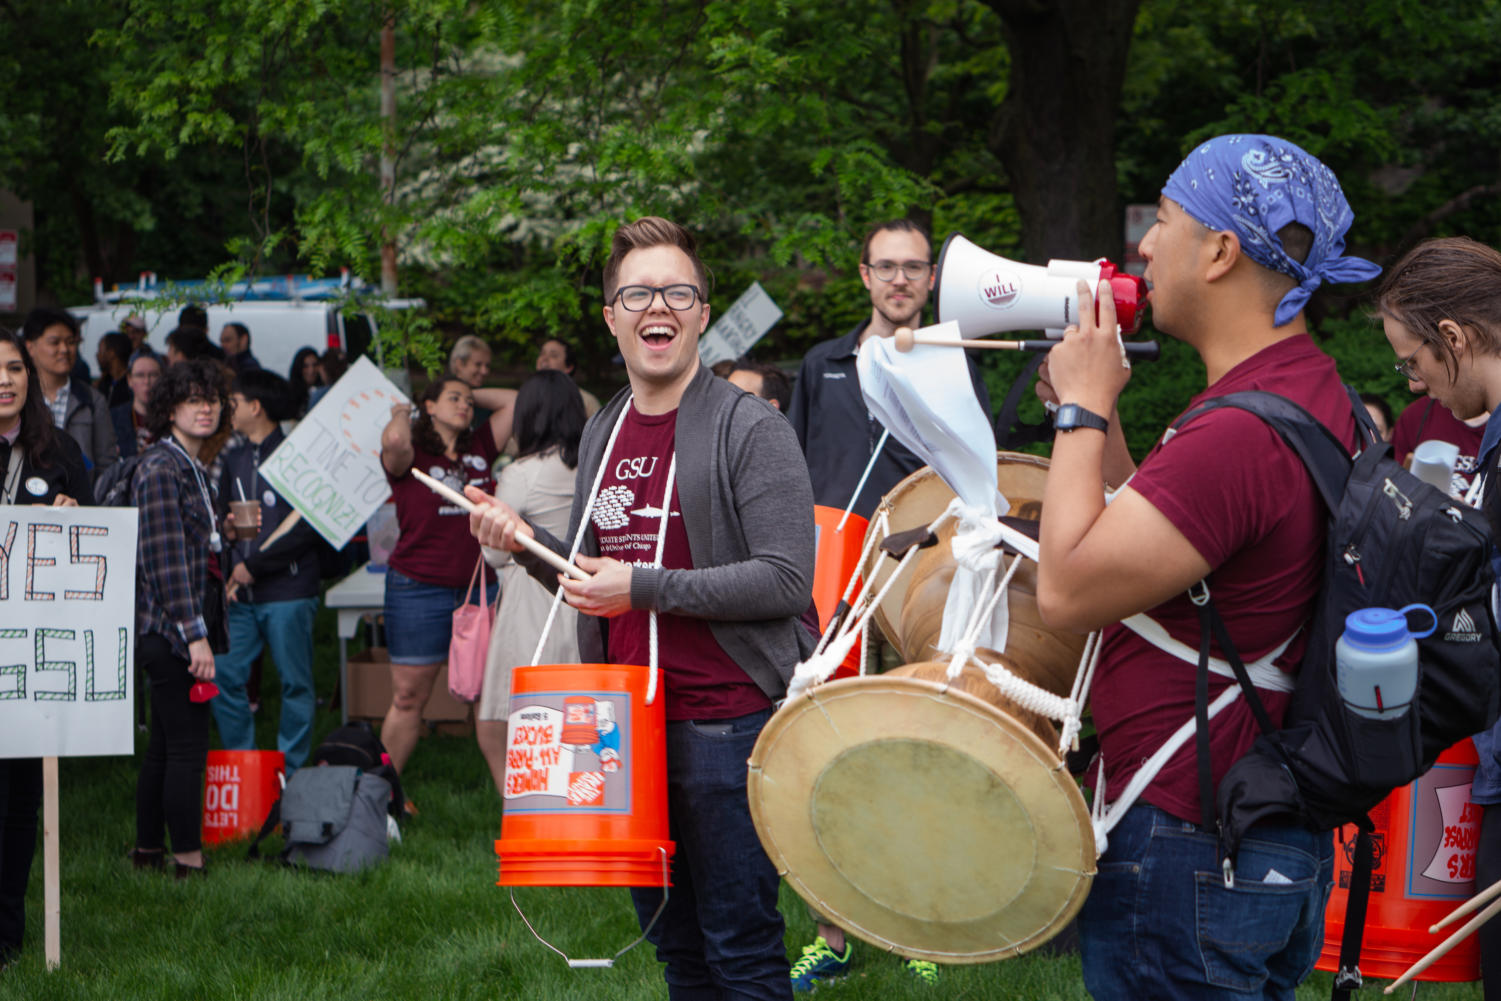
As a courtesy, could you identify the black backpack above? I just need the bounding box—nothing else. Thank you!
[248,721,405,861]
[95,454,144,506]
[1176,389,1500,1000]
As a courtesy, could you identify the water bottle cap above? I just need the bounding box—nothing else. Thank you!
[1343,604,1438,649]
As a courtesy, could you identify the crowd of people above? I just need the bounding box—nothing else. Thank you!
[0,130,1498,1001]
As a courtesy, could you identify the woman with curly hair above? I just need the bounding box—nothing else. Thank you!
[378,375,506,774]
[0,328,91,964]
[130,359,231,877]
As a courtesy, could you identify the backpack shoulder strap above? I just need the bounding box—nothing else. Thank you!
[1175,390,1353,512]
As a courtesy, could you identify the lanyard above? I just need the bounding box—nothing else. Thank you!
[168,437,222,553]
[1,445,21,504]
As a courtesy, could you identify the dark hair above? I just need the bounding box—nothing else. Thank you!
[128,350,163,376]
[165,325,218,361]
[730,359,792,412]
[288,347,322,416]
[710,359,735,378]
[320,348,347,386]
[541,338,578,373]
[223,321,251,346]
[145,360,231,439]
[0,329,60,467]
[232,369,291,423]
[412,377,474,457]
[21,307,80,342]
[602,216,710,303]
[1358,392,1394,430]
[178,304,209,331]
[861,219,929,265]
[514,370,586,469]
[99,332,133,368]
[1375,237,1501,381]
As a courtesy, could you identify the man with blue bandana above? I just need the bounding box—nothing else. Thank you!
[1032,134,1381,1000]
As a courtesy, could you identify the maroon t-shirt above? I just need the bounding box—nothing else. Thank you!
[1391,397,1486,496]
[387,422,498,588]
[594,405,771,721]
[1094,335,1358,823]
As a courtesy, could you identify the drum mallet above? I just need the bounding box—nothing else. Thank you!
[892,326,1161,361]
[1384,875,1501,993]
[410,467,591,581]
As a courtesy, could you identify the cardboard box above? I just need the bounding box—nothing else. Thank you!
[345,647,473,724]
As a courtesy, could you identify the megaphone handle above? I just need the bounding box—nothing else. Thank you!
[1019,340,1160,361]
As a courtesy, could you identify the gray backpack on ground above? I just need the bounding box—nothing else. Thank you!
[279,765,391,873]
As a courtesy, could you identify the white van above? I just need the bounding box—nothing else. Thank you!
[69,274,421,385]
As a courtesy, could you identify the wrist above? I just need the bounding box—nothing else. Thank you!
[1053,402,1110,434]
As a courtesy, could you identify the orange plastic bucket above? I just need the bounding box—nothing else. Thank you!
[813,505,869,679]
[1316,738,1482,982]
[496,663,674,886]
[201,749,285,846]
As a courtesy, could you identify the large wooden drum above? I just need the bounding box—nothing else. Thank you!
[859,453,1053,661]
[748,666,1095,963]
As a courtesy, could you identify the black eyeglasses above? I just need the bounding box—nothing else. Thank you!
[1394,342,1427,381]
[613,285,702,311]
[864,260,931,282]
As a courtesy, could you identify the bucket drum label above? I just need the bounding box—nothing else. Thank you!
[504,690,631,814]
[203,760,242,834]
[1407,765,1477,899]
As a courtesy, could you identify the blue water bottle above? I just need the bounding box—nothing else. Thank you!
[1335,604,1437,719]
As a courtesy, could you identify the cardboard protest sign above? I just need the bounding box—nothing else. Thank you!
[259,355,410,549]
[0,506,138,758]
[698,282,783,366]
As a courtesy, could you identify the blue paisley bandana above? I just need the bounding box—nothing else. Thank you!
[1163,134,1381,327]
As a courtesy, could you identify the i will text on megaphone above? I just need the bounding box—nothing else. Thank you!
[933,233,1148,340]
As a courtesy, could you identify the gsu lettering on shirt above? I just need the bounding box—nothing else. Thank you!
[594,450,679,565]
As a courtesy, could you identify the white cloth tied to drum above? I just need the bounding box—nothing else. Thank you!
[857,322,1011,654]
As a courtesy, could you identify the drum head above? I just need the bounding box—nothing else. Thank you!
[859,453,1050,655]
[748,675,1094,963]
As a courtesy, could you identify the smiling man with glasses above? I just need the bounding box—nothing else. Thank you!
[465,216,815,1001]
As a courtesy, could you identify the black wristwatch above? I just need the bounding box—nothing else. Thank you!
[1053,403,1109,433]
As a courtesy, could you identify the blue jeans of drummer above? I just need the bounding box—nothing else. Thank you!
[630,707,791,1001]
[1080,802,1332,1001]
[211,597,319,771]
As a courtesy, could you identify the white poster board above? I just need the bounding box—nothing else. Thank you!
[698,281,783,366]
[259,355,410,549]
[0,506,138,759]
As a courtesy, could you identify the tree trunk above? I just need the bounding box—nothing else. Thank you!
[984,0,1142,264]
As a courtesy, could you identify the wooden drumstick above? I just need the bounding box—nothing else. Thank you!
[1429,874,1501,932]
[1385,891,1501,993]
[410,467,591,581]
[891,326,1161,360]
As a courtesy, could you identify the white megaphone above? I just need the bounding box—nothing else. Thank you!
[934,234,1149,340]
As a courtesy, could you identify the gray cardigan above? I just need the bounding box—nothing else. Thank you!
[61,376,120,482]
[517,365,816,700]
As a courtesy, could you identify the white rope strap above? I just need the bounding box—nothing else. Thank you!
[643,455,678,707]
[944,548,1023,678]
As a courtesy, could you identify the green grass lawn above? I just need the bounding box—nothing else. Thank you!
[0,605,1485,1000]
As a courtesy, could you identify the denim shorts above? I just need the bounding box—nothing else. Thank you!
[383,568,467,665]
[1079,803,1333,1001]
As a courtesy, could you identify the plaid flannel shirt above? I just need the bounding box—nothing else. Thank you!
[133,440,218,660]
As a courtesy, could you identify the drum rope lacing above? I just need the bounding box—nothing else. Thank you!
[531,394,671,706]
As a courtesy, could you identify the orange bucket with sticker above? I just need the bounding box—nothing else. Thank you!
[812,505,869,679]
[1316,738,1481,982]
[496,663,674,886]
[201,749,285,846]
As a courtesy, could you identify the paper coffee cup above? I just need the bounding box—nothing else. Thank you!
[1410,439,1460,493]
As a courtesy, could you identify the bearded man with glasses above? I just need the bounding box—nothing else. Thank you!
[788,220,992,524]
[784,219,992,989]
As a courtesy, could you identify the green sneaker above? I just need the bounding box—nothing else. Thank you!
[904,958,939,985]
[790,936,852,992]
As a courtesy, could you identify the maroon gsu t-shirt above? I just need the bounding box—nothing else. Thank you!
[387,422,498,588]
[1391,397,1486,496]
[594,405,771,722]
[1095,335,1358,824]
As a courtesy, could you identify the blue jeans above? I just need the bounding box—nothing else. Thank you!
[1080,804,1332,1001]
[211,597,319,770]
[630,708,791,1001]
